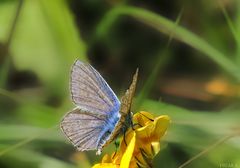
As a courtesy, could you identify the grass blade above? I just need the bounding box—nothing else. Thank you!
[136,8,184,109]
[95,6,240,81]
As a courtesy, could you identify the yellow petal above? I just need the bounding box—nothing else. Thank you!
[151,142,160,155]
[136,115,170,141]
[92,163,118,168]
[134,115,170,159]
[152,115,170,140]
[102,154,113,163]
[92,113,170,168]
[120,132,136,168]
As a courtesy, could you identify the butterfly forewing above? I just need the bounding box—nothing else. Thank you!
[70,60,120,115]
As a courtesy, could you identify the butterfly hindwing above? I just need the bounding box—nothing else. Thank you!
[120,68,138,115]
[61,108,105,151]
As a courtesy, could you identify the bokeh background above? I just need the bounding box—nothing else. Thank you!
[0,0,240,168]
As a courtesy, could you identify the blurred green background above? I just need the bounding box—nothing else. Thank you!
[0,0,240,168]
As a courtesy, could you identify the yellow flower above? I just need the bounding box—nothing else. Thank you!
[92,111,170,168]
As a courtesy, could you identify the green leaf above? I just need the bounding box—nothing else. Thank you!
[141,99,240,148]
[0,0,17,43]
[10,0,87,97]
[0,124,61,142]
[0,148,76,168]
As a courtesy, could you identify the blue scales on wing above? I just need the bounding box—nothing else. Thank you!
[61,60,121,154]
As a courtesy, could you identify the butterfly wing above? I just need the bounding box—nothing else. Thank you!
[120,68,138,115]
[99,69,139,150]
[70,60,120,115]
[61,60,121,152]
[61,108,105,151]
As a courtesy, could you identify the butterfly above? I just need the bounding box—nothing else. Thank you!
[60,60,138,155]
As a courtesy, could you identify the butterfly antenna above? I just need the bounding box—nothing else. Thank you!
[139,112,154,121]
[123,131,127,146]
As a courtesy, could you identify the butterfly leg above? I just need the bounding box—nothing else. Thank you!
[131,112,152,130]
[128,112,142,130]
[120,121,129,146]
[123,131,127,146]
[132,123,143,130]
[114,140,119,148]
[112,140,119,159]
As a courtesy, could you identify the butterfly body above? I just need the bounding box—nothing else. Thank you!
[96,109,120,151]
[61,60,138,155]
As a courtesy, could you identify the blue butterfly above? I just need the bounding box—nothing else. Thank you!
[61,60,138,155]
